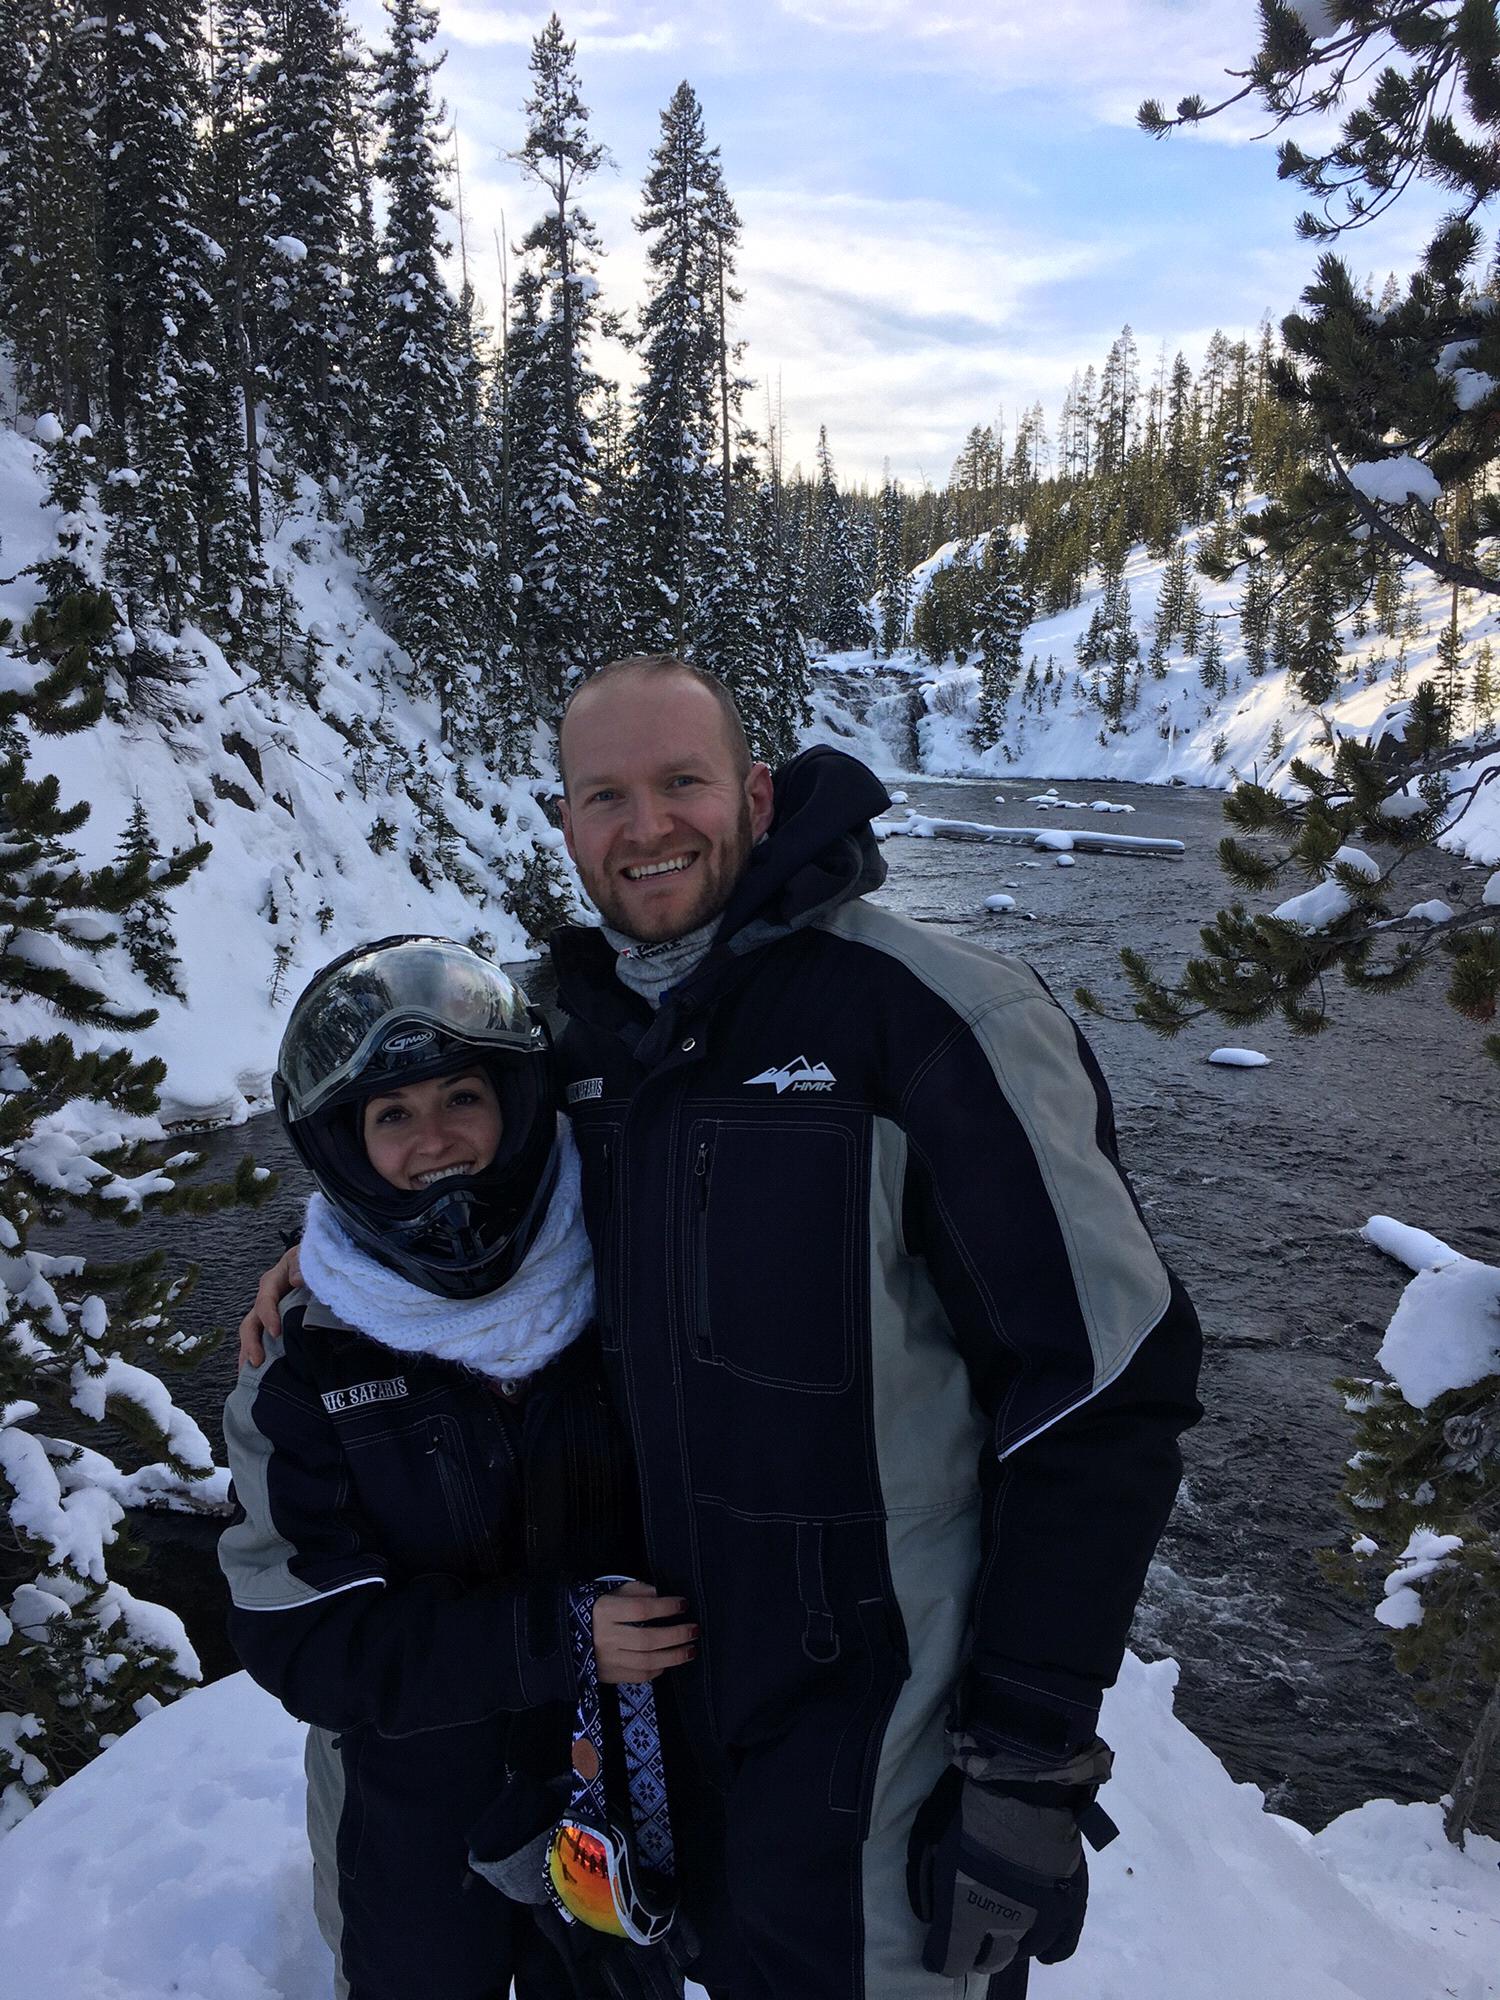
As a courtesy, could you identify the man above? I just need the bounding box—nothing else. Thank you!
[246,655,1201,1999]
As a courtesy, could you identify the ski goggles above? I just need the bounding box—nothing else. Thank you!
[276,934,546,1120]
[544,1579,678,1947]
[546,1812,674,1946]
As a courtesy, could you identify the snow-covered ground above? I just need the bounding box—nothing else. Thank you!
[812,522,1500,868]
[1,1656,1494,2000]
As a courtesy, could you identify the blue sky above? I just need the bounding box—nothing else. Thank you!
[351,1,1445,488]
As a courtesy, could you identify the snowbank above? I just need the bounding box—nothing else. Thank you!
[1,1658,1494,1999]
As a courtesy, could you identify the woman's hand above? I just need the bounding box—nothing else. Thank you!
[592,1579,698,1685]
[238,1246,302,1368]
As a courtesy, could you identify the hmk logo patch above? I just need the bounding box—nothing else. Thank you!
[743,1055,836,1094]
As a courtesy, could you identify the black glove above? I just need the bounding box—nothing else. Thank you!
[906,1740,1117,1981]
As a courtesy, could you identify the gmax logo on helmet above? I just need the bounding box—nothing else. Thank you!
[382,1027,437,1057]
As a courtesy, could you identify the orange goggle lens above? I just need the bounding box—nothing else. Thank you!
[547,1822,629,1939]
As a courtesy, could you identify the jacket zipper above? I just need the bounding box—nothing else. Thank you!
[688,1139,714,1361]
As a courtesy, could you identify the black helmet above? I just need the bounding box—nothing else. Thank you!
[273,935,557,1299]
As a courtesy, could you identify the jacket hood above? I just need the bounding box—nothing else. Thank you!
[717,745,890,945]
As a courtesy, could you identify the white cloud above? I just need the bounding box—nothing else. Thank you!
[435,4,681,55]
[771,0,1257,119]
[727,189,1130,483]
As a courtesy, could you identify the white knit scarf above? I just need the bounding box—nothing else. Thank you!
[297,1119,595,1384]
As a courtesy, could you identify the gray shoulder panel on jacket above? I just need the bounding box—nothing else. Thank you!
[218,1327,384,1612]
[814,898,1172,1433]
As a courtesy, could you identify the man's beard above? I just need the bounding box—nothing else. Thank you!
[587,797,754,944]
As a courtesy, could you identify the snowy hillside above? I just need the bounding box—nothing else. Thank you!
[1,1653,1494,2000]
[810,523,1500,868]
[1,429,575,1124]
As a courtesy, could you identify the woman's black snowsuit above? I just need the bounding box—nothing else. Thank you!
[219,1290,634,2000]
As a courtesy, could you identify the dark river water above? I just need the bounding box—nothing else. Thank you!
[96,772,1496,1834]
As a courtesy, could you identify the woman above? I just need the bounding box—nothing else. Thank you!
[219,935,697,2000]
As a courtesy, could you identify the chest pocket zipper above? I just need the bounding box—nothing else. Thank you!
[426,1420,492,1573]
[689,1139,714,1361]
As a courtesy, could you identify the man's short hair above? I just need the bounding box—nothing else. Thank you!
[559,656,753,791]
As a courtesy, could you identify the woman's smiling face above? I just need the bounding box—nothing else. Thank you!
[360,1069,502,1191]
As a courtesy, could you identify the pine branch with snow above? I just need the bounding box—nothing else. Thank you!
[1077,684,1500,1059]
[1322,1217,1500,1846]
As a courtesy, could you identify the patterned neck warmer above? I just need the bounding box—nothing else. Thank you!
[601,916,720,1009]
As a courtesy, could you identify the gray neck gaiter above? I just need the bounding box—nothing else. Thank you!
[601,916,721,1009]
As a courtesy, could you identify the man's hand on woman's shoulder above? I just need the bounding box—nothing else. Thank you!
[239,1246,301,1369]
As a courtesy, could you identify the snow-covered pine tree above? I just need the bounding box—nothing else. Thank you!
[1474,640,1496,734]
[1076,574,1123,669]
[188,30,279,681]
[0,0,101,429]
[202,0,270,543]
[973,530,1032,751]
[0,574,269,1827]
[1290,560,1344,708]
[506,14,607,715]
[364,0,483,749]
[261,0,359,497]
[339,25,383,469]
[874,475,911,656]
[1102,582,1140,729]
[1239,557,1272,677]
[623,81,727,654]
[740,477,812,765]
[1325,1225,1500,1847]
[98,0,212,643]
[805,428,874,652]
[114,795,186,997]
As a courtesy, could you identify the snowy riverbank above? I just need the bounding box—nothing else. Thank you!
[1,1654,1494,2000]
[812,524,1500,868]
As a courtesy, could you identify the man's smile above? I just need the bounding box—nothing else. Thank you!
[622,854,697,881]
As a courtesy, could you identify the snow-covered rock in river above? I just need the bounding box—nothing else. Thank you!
[1362,1221,1500,1411]
[1208,1048,1271,1068]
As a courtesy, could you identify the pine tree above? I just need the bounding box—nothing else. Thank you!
[364,0,482,748]
[1102,582,1140,729]
[261,0,358,494]
[0,0,101,429]
[973,531,1032,751]
[98,0,212,639]
[873,474,911,655]
[1291,562,1344,708]
[1473,639,1496,735]
[507,15,607,715]
[1198,612,1226,698]
[190,30,279,680]
[0,597,267,1825]
[1436,598,1464,746]
[1239,559,1272,677]
[1155,538,1191,645]
[805,428,874,652]
[1180,579,1202,656]
[622,82,726,654]
[114,795,186,997]
[1325,1232,1500,1847]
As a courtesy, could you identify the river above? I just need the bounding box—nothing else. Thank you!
[98,772,1496,1833]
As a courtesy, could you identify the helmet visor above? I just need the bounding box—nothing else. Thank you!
[278,937,544,1122]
